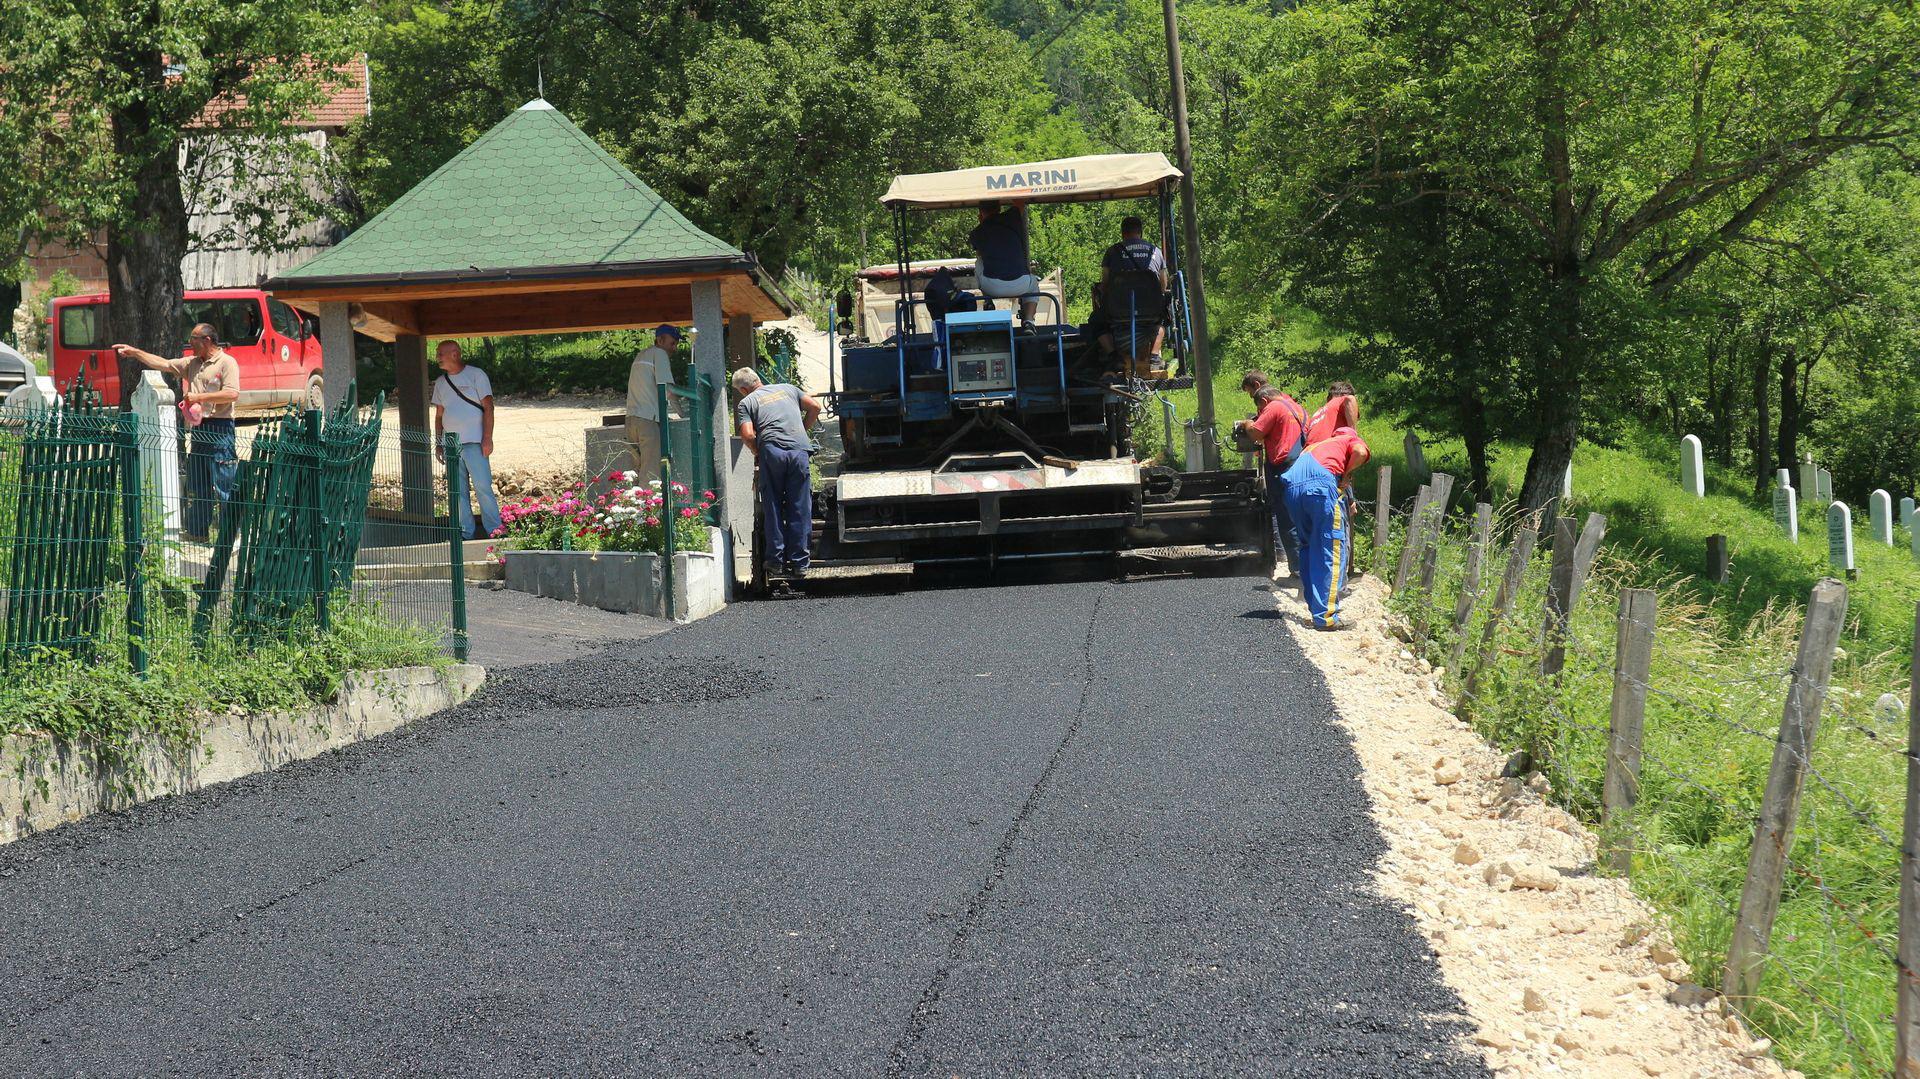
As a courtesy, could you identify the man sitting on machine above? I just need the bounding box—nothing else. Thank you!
[1095,215,1170,380]
[969,200,1041,326]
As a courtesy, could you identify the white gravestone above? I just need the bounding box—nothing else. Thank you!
[1903,496,1916,530]
[130,371,182,566]
[1912,507,1920,561]
[5,374,58,412]
[1680,434,1705,497]
[1799,455,1817,500]
[1827,501,1855,573]
[1562,461,1573,500]
[1871,489,1894,546]
[1816,468,1833,506]
[1772,483,1798,543]
[1403,431,1429,482]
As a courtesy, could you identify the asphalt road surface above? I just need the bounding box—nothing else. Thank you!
[0,574,1485,1076]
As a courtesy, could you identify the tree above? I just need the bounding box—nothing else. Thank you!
[1240,0,1920,510]
[0,0,369,366]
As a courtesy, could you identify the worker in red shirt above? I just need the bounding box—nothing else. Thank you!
[1305,380,1359,444]
[1308,425,1371,587]
[1238,385,1307,577]
[1241,386,1347,627]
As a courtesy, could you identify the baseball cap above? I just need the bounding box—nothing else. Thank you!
[654,324,684,340]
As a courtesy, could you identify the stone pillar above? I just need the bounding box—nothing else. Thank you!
[317,302,357,411]
[727,312,755,378]
[130,371,181,569]
[394,334,434,517]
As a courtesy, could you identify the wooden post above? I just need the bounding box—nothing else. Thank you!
[1417,473,1457,577]
[1706,534,1731,584]
[1539,516,1579,676]
[1722,578,1849,1004]
[1899,601,1920,1076]
[1446,503,1494,672]
[1371,464,1393,573]
[1570,511,1608,593]
[1394,482,1435,592]
[1602,588,1657,874]
[1463,526,1540,698]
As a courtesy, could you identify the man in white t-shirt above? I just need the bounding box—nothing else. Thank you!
[625,324,681,483]
[430,340,502,539]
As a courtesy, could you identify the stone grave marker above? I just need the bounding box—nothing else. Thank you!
[1562,461,1572,500]
[1403,431,1429,482]
[1772,483,1798,543]
[1903,495,1916,530]
[1816,468,1833,506]
[1827,501,1855,573]
[1680,434,1704,497]
[1871,489,1894,545]
[1799,455,1817,499]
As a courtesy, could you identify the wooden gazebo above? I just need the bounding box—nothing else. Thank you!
[266,98,790,584]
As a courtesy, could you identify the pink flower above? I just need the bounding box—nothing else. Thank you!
[645,516,659,527]
[701,490,714,500]
[680,507,696,518]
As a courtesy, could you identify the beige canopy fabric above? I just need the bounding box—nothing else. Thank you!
[881,153,1183,210]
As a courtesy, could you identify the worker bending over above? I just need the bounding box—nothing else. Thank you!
[1305,380,1359,443]
[1239,374,1304,578]
[1307,425,1372,589]
[733,368,822,579]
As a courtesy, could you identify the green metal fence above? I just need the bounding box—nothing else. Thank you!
[0,378,468,675]
[661,372,721,524]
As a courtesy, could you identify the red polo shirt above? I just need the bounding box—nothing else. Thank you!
[1306,393,1359,444]
[1308,427,1372,479]
[1248,394,1307,466]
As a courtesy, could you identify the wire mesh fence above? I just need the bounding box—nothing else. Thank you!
[0,378,468,679]
[1369,469,1914,1076]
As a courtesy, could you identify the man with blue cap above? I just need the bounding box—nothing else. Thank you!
[625,324,682,483]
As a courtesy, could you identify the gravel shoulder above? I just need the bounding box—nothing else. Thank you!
[1274,575,1794,1078]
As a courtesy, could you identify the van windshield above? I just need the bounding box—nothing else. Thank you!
[178,299,262,351]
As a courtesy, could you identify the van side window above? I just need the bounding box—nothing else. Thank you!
[180,299,263,348]
[59,305,105,350]
[268,299,305,339]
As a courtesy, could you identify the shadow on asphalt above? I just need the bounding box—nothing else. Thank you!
[764,553,1269,602]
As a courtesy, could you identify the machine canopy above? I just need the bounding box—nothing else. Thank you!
[881,153,1183,210]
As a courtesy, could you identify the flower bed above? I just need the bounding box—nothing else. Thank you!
[490,472,714,559]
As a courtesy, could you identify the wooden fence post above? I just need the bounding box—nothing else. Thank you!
[1445,503,1494,673]
[1463,526,1540,698]
[1394,482,1435,592]
[1539,516,1579,676]
[1371,464,1393,574]
[1602,588,1656,874]
[1722,578,1849,1004]
[1898,601,1920,1076]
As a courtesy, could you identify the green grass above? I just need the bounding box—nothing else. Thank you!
[1367,422,1912,1076]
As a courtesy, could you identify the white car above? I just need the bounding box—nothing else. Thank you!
[0,343,33,401]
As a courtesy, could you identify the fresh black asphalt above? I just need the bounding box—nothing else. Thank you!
[0,574,1485,1076]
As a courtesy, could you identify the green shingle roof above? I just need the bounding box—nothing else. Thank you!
[275,100,745,283]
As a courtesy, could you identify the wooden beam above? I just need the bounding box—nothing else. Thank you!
[721,273,786,322]
[413,285,695,338]
[273,271,711,306]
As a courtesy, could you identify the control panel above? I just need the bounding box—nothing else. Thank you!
[943,310,1017,395]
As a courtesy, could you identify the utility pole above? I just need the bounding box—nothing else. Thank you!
[1162,0,1217,469]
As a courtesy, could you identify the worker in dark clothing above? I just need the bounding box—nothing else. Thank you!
[1097,215,1169,370]
[969,201,1039,324]
[1237,385,1309,581]
[733,368,822,579]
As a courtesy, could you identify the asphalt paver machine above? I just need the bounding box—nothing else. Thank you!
[799,152,1269,574]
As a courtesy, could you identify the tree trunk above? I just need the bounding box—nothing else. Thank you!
[1461,380,1492,503]
[1520,52,1583,516]
[1776,345,1800,471]
[1752,342,1772,500]
[105,49,187,403]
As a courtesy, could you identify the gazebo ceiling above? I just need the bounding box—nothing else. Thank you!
[266,98,789,341]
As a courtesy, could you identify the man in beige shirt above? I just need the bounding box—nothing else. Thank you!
[625,324,681,483]
[114,323,242,541]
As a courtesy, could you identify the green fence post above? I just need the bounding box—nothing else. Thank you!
[306,409,330,633]
[445,431,469,660]
[119,412,147,675]
[661,457,676,621]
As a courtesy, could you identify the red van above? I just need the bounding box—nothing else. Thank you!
[48,288,325,410]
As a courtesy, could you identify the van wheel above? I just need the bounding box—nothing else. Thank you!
[304,374,325,411]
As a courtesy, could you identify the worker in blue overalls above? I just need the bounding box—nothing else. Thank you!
[1239,385,1346,629]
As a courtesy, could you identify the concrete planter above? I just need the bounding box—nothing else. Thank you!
[0,664,485,846]
[502,546,725,622]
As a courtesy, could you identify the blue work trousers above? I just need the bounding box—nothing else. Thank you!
[185,419,237,540]
[1281,453,1349,628]
[1263,460,1302,573]
[450,441,503,539]
[759,444,812,570]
